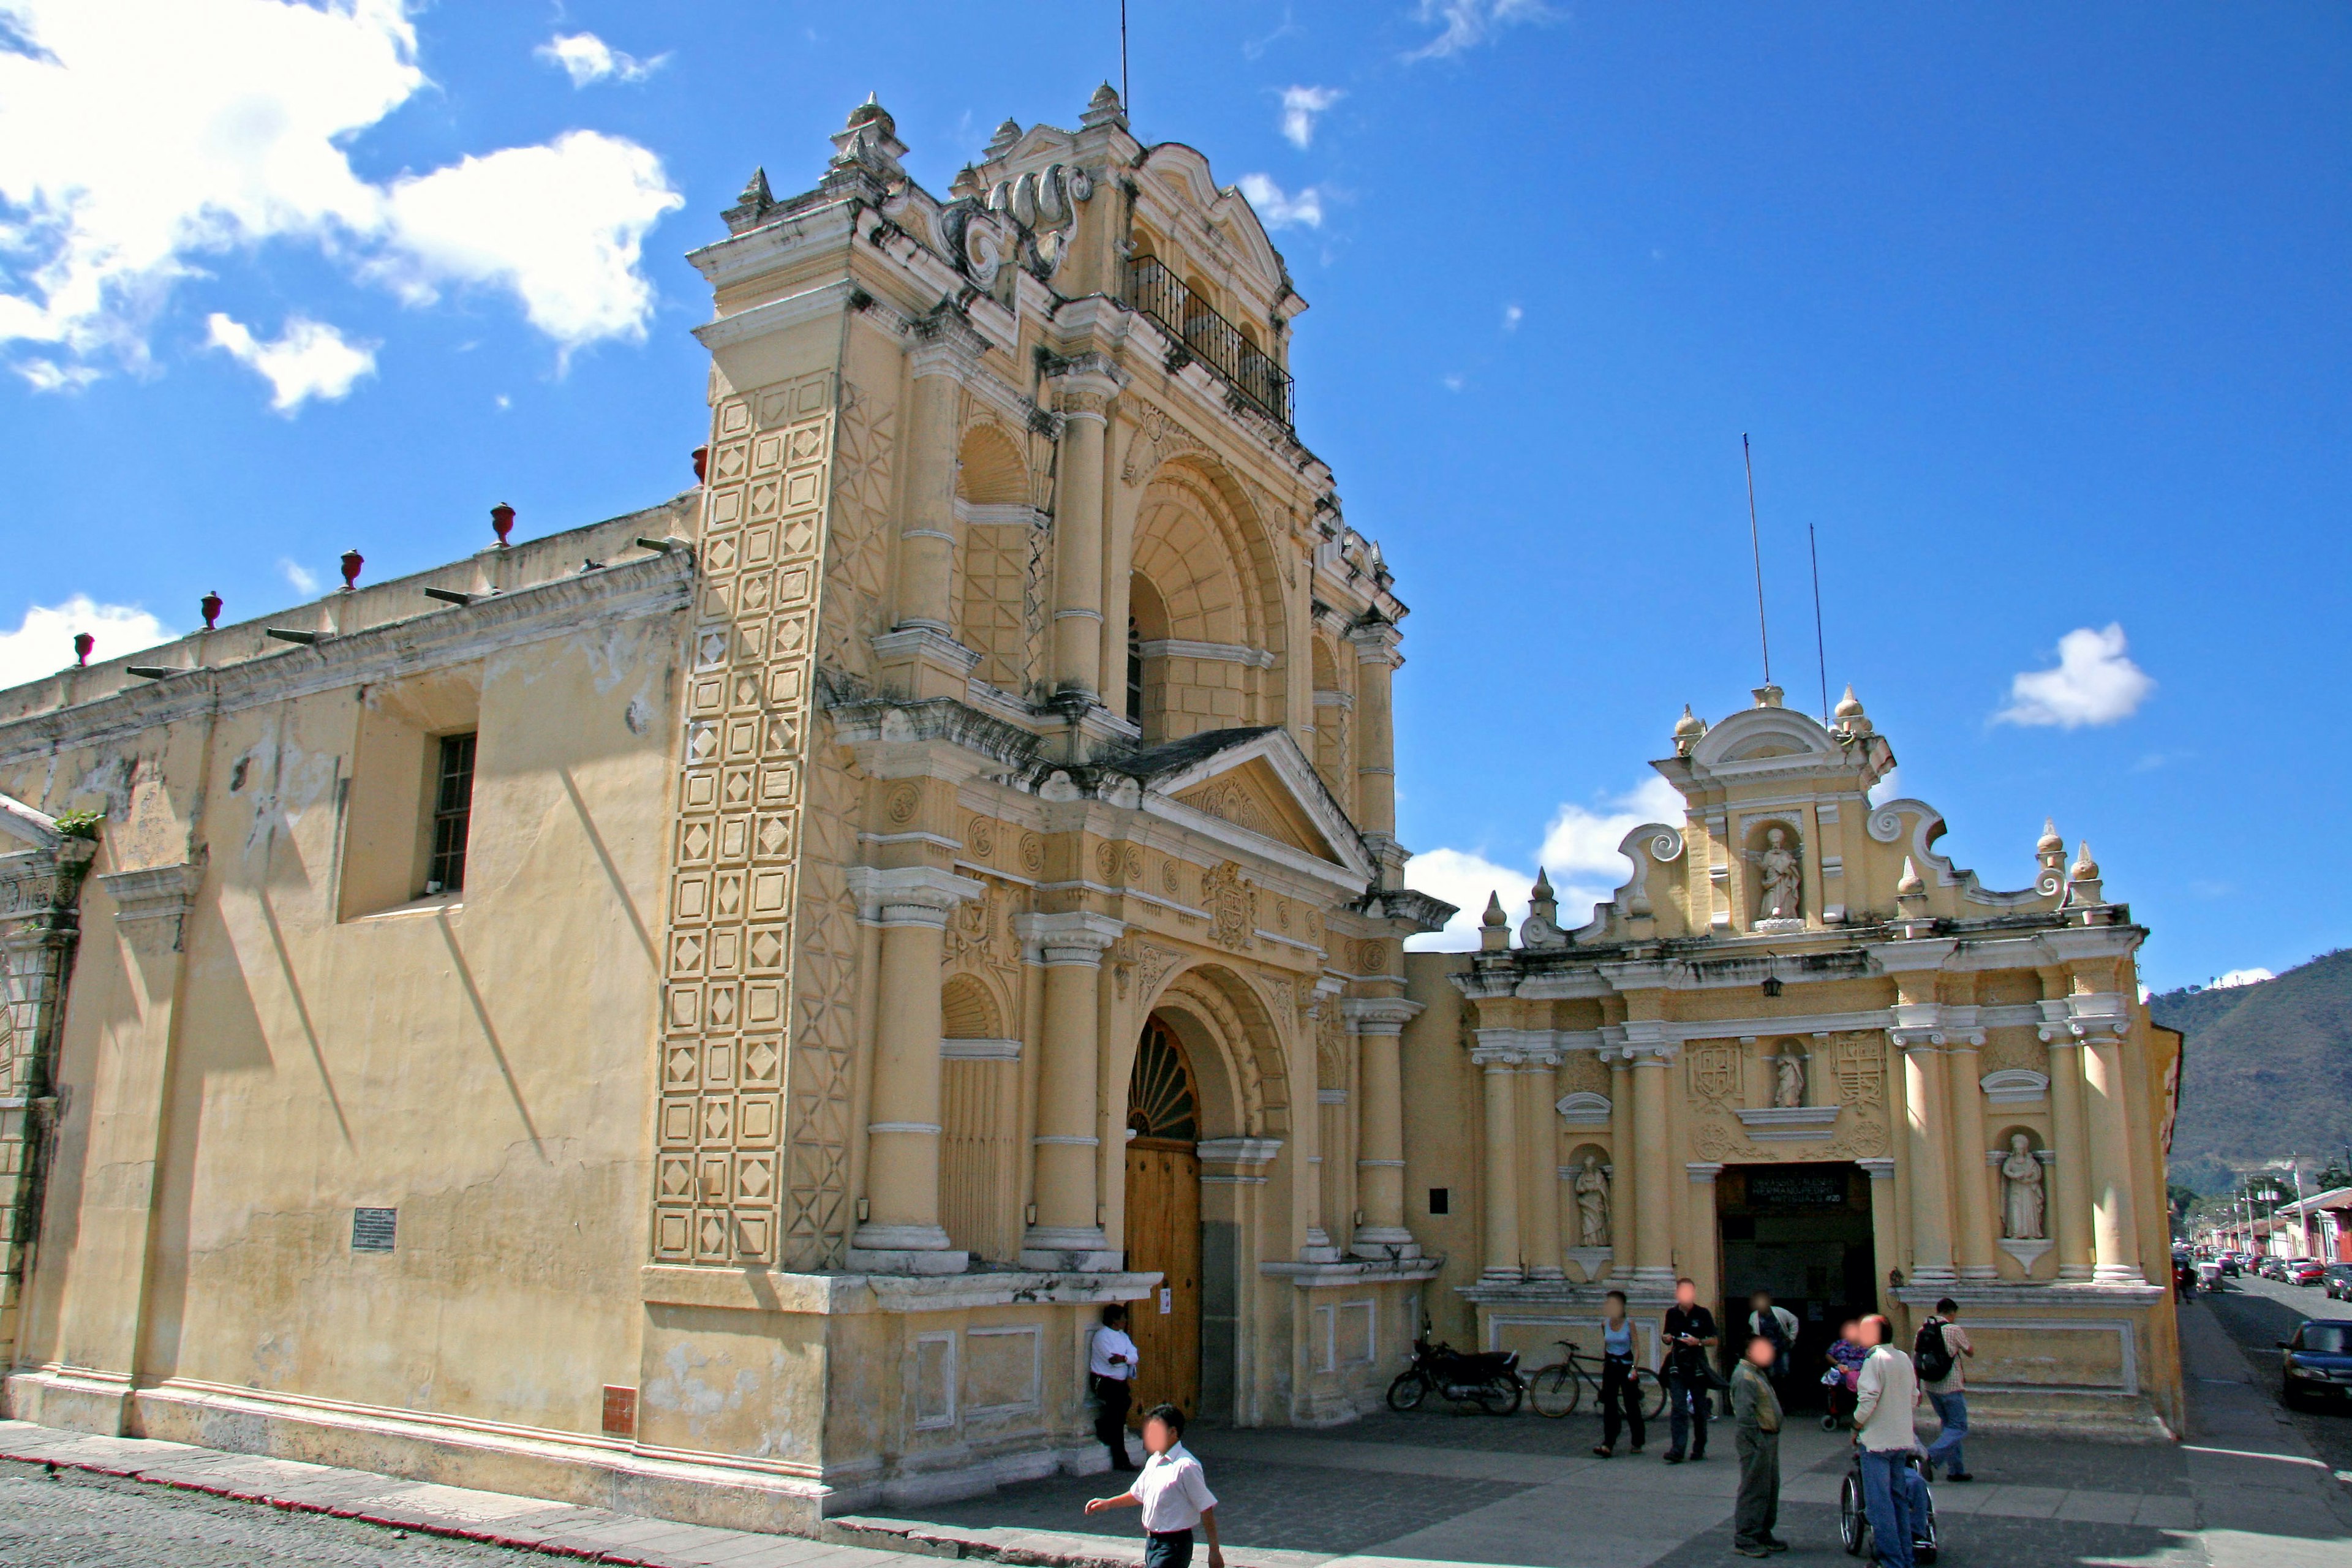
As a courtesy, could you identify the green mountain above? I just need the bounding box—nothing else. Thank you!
[2150,948,2352,1193]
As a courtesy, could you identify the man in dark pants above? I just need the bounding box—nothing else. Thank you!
[1090,1303,1140,1472]
[1660,1276,1719,1463]
[1730,1335,1787,1555]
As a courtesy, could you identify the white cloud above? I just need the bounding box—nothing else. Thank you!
[1994,623,2155,729]
[1236,173,1324,230]
[1868,764,1902,806]
[1408,0,1549,61]
[1278,85,1342,149]
[535,31,668,88]
[0,0,682,385]
[1406,777,1684,951]
[1441,372,1465,391]
[2212,968,2273,989]
[206,313,376,410]
[1502,303,1523,331]
[14,358,101,391]
[0,596,173,690]
[278,557,320,595]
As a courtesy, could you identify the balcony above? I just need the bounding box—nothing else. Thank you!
[1126,257,1295,429]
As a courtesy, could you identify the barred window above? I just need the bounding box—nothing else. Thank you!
[426,732,477,894]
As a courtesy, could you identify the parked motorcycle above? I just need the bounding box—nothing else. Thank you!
[1387,1333,1524,1415]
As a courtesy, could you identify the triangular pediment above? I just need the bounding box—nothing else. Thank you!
[1126,726,1372,888]
[1173,758,1335,862]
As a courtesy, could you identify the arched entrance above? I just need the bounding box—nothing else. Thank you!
[1124,1013,1201,1420]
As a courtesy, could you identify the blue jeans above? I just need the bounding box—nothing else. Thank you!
[1925,1390,1967,1475]
[1857,1447,1927,1568]
[1665,1365,1711,1456]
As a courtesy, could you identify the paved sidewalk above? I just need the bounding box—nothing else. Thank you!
[6,1305,2349,1568]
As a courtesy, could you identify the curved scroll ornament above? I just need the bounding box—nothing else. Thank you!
[1643,825,1687,864]
[1866,805,1909,844]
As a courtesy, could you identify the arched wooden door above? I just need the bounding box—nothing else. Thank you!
[1123,1016,1200,1422]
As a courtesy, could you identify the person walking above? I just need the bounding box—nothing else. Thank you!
[1853,1313,1929,1568]
[1918,1297,1975,1482]
[1085,1403,1224,1568]
[1090,1303,1140,1472]
[1592,1289,1646,1458]
[1747,1289,1798,1384]
[1660,1277,1719,1463]
[1730,1335,1788,1556]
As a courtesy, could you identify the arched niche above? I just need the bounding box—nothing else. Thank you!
[953,420,1039,693]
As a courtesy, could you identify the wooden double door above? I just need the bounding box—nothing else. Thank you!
[1122,1015,1202,1422]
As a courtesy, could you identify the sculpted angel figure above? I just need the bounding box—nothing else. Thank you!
[1573,1153,1611,1248]
[1774,1045,1806,1109]
[2001,1131,2046,1240]
[1751,826,1802,921]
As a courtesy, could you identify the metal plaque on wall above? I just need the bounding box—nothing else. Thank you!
[352,1207,398,1253]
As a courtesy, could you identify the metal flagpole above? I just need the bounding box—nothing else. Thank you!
[1809,519,1830,725]
[1743,434,1771,687]
[1120,1,1129,118]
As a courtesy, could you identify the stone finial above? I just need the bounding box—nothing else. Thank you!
[1896,856,1926,899]
[722,167,774,233]
[1081,81,1128,129]
[2038,817,2064,856]
[1531,866,1554,900]
[1482,891,1507,927]
[1834,684,1865,721]
[830,93,909,172]
[2070,842,2100,882]
[986,118,1023,158]
[1752,684,1785,709]
[949,162,986,199]
[1479,891,1510,952]
[1673,704,1705,755]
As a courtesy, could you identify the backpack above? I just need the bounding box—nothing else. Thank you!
[1914,1317,1954,1384]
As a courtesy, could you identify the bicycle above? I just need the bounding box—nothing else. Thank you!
[1524,1341,1668,1420]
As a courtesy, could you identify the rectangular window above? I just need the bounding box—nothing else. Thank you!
[426,732,477,894]
[1428,1187,1450,1216]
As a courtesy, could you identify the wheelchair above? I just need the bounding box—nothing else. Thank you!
[1839,1447,1938,1563]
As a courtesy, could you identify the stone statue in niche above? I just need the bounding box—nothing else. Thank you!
[1774,1044,1806,1109]
[1573,1153,1611,1248]
[2001,1131,2046,1240]
[1751,826,1802,922]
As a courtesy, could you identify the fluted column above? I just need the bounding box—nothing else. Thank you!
[1899,1033,1956,1285]
[2083,1027,2144,1281]
[1348,621,1400,840]
[1047,361,1122,701]
[1522,1054,1564,1279]
[1016,911,1124,1269]
[1348,998,1422,1257]
[1628,1046,1676,1286]
[1947,1032,1997,1279]
[1475,1047,1522,1280]
[848,867,984,1273]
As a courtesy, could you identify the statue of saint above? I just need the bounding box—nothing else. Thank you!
[1774,1046,1806,1109]
[2001,1132,2046,1240]
[1751,826,1802,921]
[1573,1154,1611,1248]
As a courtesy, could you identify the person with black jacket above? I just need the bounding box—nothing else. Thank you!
[1660,1277,1719,1463]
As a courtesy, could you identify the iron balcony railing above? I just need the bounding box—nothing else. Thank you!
[1126,257,1295,429]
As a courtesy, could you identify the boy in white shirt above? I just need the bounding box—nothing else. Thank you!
[1086,1403,1224,1568]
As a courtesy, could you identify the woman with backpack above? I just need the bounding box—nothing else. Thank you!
[1915,1297,1975,1482]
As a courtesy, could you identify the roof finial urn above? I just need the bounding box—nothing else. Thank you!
[1480,891,1510,952]
[1834,684,1872,736]
[1673,704,1705,755]
[2037,816,2064,857]
[1896,856,1926,900]
[985,118,1023,158]
[1081,81,1128,130]
[830,93,908,172]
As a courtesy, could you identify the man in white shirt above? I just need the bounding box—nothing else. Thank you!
[1085,1403,1223,1568]
[1852,1314,1929,1568]
[1090,1304,1142,1472]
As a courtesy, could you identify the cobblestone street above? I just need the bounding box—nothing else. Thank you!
[2203,1269,2352,1478]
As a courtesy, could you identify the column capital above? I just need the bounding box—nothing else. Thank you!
[908,307,992,377]
[1042,350,1126,413]
[1014,909,1125,964]
[1686,1162,1725,1184]
[1857,1158,1897,1181]
[1346,619,1403,666]
[845,865,985,925]
[1340,996,1423,1035]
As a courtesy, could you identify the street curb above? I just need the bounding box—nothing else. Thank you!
[0,1442,706,1564]
[822,1515,1327,1568]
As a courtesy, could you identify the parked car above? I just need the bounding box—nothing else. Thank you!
[2261,1257,2293,1281]
[2220,1254,2242,1276]
[2279,1319,2352,1408]
[2323,1264,2352,1302]
[2291,1261,2331,1287]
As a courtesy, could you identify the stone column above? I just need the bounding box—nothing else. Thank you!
[1522,1054,1564,1280]
[1347,622,1401,841]
[1898,1032,1956,1285]
[1048,363,1121,702]
[1859,1158,1899,1313]
[1016,911,1124,1269]
[1346,998,1421,1258]
[1475,1047,1522,1281]
[1686,1163,1724,1306]
[1946,1032,1997,1280]
[1628,1045,1676,1287]
[894,322,977,635]
[1607,1055,1634,1279]
[2082,1027,2144,1282]
[848,867,983,1273]
[2041,1003,2095,1279]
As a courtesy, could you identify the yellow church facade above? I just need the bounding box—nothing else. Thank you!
[0,88,2177,1536]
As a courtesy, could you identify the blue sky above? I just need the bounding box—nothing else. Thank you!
[2,2,2346,990]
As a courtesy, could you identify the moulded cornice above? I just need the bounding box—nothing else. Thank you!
[1340,996,1422,1033]
[686,199,860,288]
[1137,638,1276,669]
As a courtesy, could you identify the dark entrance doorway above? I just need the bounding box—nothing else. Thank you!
[1716,1163,1876,1407]
[1123,1016,1201,1422]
